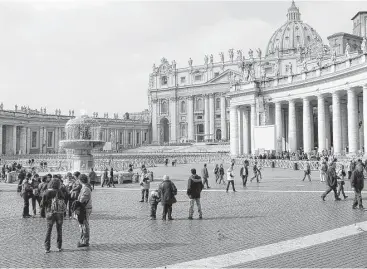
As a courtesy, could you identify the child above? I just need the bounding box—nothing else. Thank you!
[148,189,161,220]
[337,164,348,199]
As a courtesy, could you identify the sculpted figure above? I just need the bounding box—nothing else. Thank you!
[256,48,262,59]
[288,62,293,75]
[72,110,74,116]
[302,59,307,72]
[236,50,243,62]
[361,37,366,53]
[345,43,351,59]
[172,60,176,70]
[152,64,157,73]
[188,58,193,67]
[0,102,3,110]
[204,55,208,65]
[210,54,213,64]
[248,49,253,59]
[228,49,234,62]
[15,105,18,111]
[219,52,224,63]
[69,110,71,116]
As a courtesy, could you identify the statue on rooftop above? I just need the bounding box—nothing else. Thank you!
[15,105,18,111]
[188,58,193,67]
[0,103,3,110]
[219,52,224,63]
[210,54,213,64]
[72,110,74,116]
[345,43,351,59]
[228,49,234,62]
[204,55,208,65]
[256,48,262,59]
[248,49,253,59]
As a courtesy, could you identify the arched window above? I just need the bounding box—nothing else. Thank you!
[180,101,186,113]
[196,98,203,111]
[161,100,168,114]
[215,98,220,110]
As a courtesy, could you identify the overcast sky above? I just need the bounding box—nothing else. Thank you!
[0,0,366,116]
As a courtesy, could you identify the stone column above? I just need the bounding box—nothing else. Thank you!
[220,95,227,140]
[152,100,158,143]
[27,128,31,154]
[348,88,359,154]
[296,106,303,149]
[20,127,26,155]
[317,95,326,152]
[275,102,282,153]
[187,96,194,141]
[0,125,3,155]
[230,106,239,156]
[250,103,256,153]
[209,94,215,141]
[325,102,331,150]
[238,107,243,155]
[44,128,47,151]
[303,97,312,153]
[12,126,17,155]
[364,85,367,156]
[243,107,250,155]
[332,92,342,155]
[341,102,348,152]
[170,97,177,143]
[358,96,364,151]
[310,105,315,151]
[288,100,297,152]
[204,95,210,140]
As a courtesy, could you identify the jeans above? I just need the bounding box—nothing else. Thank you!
[302,172,311,181]
[215,173,219,183]
[67,196,75,217]
[44,213,63,251]
[242,175,248,186]
[189,198,202,218]
[322,186,338,200]
[226,180,236,192]
[353,189,363,208]
[218,175,225,184]
[251,173,259,182]
[202,178,209,188]
[150,203,158,218]
[141,189,149,201]
[320,172,326,182]
[101,178,108,187]
[109,178,115,187]
[162,204,173,220]
[31,195,42,215]
[79,209,92,245]
[337,182,346,198]
[23,194,30,217]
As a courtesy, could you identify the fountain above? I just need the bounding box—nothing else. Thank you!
[59,115,105,173]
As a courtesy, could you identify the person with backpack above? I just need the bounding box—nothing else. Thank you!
[351,162,364,209]
[320,160,328,182]
[337,164,348,200]
[240,160,249,187]
[21,173,33,218]
[41,178,66,253]
[321,161,341,201]
[77,174,92,248]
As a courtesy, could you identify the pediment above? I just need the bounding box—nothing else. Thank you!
[206,69,243,84]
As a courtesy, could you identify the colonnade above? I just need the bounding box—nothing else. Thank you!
[230,85,367,156]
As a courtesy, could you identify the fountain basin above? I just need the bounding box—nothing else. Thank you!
[60,140,105,150]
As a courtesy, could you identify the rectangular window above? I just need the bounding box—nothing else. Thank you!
[216,114,221,119]
[31,132,37,148]
[128,133,132,144]
[180,77,186,83]
[194,75,202,81]
[47,132,53,148]
[144,132,147,141]
[161,76,168,85]
[214,72,219,77]
[197,116,203,120]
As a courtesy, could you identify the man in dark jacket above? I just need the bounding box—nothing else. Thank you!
[201,164,210,189]
[321,161,341,201]
[351,163,364,209]
[41,178,65,253]
[240,160,249,187]
[187,168,204,220]
[158,175,177,221]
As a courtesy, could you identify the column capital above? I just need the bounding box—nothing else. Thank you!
[187,95,194,100]
[169,97,177,102]
[302,96,311,101]
[317,94,325,100]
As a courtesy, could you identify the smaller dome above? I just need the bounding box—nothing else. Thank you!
[64,115,102,141]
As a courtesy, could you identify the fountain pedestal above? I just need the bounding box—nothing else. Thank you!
[71,149,94,173]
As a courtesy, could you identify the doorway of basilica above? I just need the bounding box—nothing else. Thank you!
[216,129,221,141]
[196,124,204,142]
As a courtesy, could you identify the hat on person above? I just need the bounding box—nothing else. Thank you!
[162,175,169,181]
[79,174,88,184]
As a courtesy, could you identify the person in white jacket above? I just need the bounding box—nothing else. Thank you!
[226,165,236,192]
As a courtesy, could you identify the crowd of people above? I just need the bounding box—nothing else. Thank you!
[18,169,93,252]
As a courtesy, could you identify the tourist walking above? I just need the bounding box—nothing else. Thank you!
[320,160,328,182]
[101,168,109,187]
[337,165,348,200]
[88,168,96,190]
[351,162,364,209]
[250,162,260,183]
[31,174,42,216]
[41,178,66,253]
[302,162,311,181]
[148,189,161,220]
[321,161,341,201]
[158,175,177,220]
[187,168,203,220]
[109,168,115,188]
[348,160,356,180]
[218,164,225,184]
[226,165,236,192]
[77,174,93,247]
[240,160,249,187]
[214,164,219,183]
[21,173,33,218]
[139,168,151,202]
[201,164,210,189]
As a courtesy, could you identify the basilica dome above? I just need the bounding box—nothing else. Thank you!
[265,1,323,57]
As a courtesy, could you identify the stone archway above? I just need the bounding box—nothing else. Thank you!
[216,129,222,141]
[160,118,169,143]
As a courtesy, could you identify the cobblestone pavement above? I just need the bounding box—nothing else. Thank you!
[0,163,366,268]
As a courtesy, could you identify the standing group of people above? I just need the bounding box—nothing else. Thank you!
[18,169,93,252]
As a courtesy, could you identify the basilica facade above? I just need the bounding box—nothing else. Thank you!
[0,107,150,155]
[149,1,367,156]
